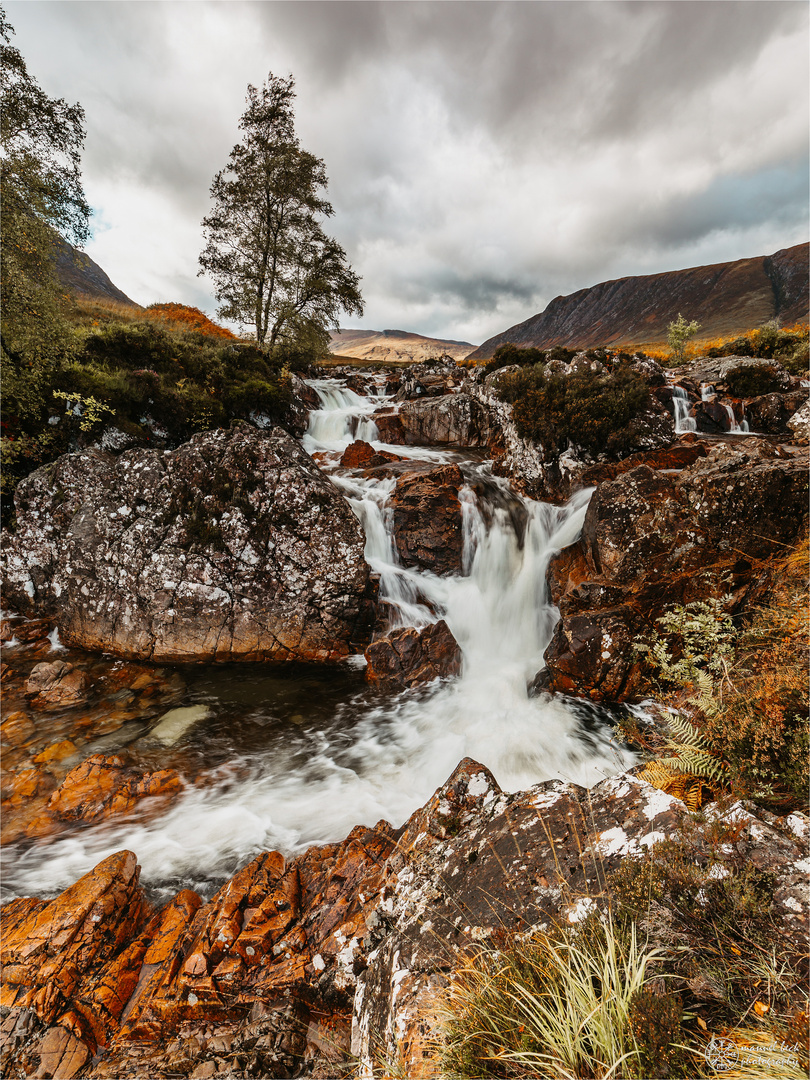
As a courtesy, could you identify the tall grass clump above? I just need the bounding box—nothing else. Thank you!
[440,918,667,1079]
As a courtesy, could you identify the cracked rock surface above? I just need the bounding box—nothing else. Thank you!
[1,425,376,663]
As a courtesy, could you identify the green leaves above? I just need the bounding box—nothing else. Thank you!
[199,72,363,348]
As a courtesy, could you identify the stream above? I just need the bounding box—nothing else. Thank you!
[1,375,633,903]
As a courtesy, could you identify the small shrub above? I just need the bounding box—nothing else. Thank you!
[723,363,780,398]
[496,364,650,457]
[440,918,660,1079]
[667,314,701,364]
[484,342,546,375]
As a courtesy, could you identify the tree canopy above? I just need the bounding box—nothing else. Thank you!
[199,73,363,350]
[1,6,90,443]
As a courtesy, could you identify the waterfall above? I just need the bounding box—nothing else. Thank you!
[3,379,632,899]
[700,383,749,432]
[303,378,381,451]
[672,384,697,433]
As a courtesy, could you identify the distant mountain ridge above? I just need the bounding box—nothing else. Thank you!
[467,243,809,360]
[330,328,477,364]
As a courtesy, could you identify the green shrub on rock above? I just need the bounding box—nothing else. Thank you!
[484,342,546,374]
[723,363,781,398]
[496,364,650,457]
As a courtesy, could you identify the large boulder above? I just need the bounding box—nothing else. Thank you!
[1,425,376,663]
[543,442,809,699]
[352,760,809,1075]
[398,393,496,447]
[390,463,465,575]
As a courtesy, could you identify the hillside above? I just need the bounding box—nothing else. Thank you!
[51,233,139,307]
[468,242,809,360]
[330,327,477,364]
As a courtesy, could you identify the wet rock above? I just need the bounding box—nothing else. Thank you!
[390,464,464,574]
[544,443,809,698]
[744,390,808,434]
[398,393,496,447]
[25,662,91,709]
[1,711,36,747]
[365,620,462,689]
[338,440,402,470]
[44,753,184,829]
[371,409,407,444]
[1,425,376,663]
[578,436,707,487]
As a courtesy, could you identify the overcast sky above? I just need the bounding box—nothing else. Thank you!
[7,0,809,344]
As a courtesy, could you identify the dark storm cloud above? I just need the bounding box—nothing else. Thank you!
[5,0,808,340]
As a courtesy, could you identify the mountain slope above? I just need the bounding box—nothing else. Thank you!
[330,328,477,364]
[468,243,809,360]
[52,233,139,307]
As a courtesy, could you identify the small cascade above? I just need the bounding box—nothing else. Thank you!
[700,383,749,432]
[303,378,382,451]
[722,402,749,434]
[672,384,697,433]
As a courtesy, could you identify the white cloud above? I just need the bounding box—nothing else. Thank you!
[6,0,808,344]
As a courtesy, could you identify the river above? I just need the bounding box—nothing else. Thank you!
[1,374,632,904]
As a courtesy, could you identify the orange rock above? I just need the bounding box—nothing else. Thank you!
[33,740,78,765]
[32,1024,89,1079]
[1,710,35,747]
[1,767,56,804]
[0,851,148,1034]
[46,754,183,827]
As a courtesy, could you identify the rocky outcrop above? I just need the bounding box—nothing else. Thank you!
[353,761,809,1076]
[464,358,675,503]
[3,760,805,1078]
[543,440,810,699]
[743,390,808,435]
[468,242,808,358]
[1,425,376,663]
[0,822,399,1079]
[398,392,497,446]
[365,620,462,689]
[371,408,407,444]
[390,464,465,574]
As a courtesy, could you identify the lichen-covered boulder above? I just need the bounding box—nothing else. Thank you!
[1,425,376,663]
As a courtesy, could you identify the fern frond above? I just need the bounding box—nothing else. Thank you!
[659,747,728,782]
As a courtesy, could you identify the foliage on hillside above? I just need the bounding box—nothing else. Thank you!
[143,302,237,339]
[495,361,650,457]
[624,322,809,376]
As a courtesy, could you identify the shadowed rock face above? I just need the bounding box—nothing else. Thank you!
[1,425,376,663]
[543,441,810,700]
[469,242,809,359]
[390,463,466,575]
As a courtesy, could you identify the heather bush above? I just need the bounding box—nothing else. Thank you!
[484,342,546,374]
[722,363,781,397]
[496,364,650,457]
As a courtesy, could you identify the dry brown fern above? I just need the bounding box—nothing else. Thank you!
[636,760,710,811]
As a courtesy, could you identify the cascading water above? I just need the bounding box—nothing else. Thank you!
[672,384,697,433]
[3,377,633,901]
[700,383,749,433]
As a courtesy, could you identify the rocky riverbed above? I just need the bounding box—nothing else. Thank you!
[1,352,807,1077]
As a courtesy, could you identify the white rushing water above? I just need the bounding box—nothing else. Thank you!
[6,379,632,899]
[672,384,697,433]
[700,383,749,433]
